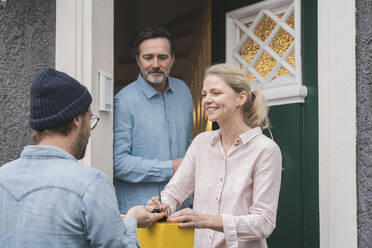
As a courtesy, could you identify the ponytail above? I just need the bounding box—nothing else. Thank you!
[243,89,270,129]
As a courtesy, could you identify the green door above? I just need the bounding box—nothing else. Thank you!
[264,104,303,247]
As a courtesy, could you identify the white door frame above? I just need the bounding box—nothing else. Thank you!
[318,0,357,247]
[56,0,114,180]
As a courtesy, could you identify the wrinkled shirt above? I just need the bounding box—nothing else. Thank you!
[0,145,139,248]
[162,127,282,248]
[113,74,193,213]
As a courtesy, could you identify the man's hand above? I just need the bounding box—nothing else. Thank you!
[172,158,183,173]
[126,205,165,228]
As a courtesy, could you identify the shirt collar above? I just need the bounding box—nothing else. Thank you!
[210,129,222,146]
[136,73,174,98]
[210,127,262,146]
[21,145,77,161]
[239,127,262,144]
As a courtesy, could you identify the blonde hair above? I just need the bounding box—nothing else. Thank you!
[204,63,270,129]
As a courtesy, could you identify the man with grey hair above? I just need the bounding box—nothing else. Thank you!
[114,26,193,213]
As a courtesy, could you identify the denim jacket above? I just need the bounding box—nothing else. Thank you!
[0,145,139,248]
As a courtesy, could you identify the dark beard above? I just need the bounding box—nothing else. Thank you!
[71,125,89,160]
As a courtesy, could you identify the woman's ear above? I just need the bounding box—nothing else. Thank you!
[238,91,248,106]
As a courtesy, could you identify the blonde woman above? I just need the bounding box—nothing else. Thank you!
[148,64,282,248]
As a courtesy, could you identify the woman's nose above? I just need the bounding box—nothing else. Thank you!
[202,95,211,105]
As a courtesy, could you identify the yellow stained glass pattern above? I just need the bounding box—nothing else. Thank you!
[247,73,257,82]
[276,12,284,18]
[275,51,295,77]
[240,22,258,78]
[287,50,295,67]
[270,28,294,56]
[275,67,290,77]
[286,11,294,28]
[240,37,260,64]
[239,22,257,67]
[239,10,295,81]
[254,15,276,42]
[255,51,277,78]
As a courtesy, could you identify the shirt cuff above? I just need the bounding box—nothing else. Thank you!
[123,216,138,239]
[222,213,238,248]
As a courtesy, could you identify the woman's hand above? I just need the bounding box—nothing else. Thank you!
[146,196,170,213]
[167,208,223,232]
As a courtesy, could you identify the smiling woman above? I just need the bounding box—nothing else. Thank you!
[148,63,282,248]
[202,64,269,131]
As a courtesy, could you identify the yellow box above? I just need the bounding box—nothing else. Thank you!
[138,222,194,248]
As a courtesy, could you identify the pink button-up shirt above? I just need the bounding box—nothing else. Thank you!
[162,127,282,248]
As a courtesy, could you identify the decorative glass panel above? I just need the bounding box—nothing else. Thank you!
[275,66,290,77]
[287,50,295,67]
[247,73,257,82]
[240,37,260,64]
[254,16,276,42]
[286,11,294,28]
[226,0,307,105]
[270,28,294,57]
[255,51,277,78]
[232,2,296,84]
[277,12,285,18]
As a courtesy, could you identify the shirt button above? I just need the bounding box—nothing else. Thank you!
[220,177,223,182]
[216,196,218,201]
[209,235,212,239]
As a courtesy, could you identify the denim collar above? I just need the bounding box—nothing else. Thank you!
[136,73,174,98]
[21,145,77,161]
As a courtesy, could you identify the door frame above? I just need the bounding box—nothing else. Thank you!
[318,0,358,247]
[55,0,114,179]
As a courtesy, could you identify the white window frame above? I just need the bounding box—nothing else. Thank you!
[226,0,306,106]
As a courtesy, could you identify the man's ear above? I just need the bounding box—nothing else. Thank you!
[71,116,81,129]
[169,55,175,68]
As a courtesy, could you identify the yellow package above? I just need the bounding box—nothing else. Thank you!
[137,222,194,248]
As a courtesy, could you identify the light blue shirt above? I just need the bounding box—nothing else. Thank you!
[113,74,193,213]
[0,145,140,248]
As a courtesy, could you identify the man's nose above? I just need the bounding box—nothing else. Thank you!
[152,57,160,68]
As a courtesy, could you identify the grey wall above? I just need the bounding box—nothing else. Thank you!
[356,0,372,247]
[0,0,55,166]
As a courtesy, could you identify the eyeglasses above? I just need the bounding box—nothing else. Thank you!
[90,114,100,130]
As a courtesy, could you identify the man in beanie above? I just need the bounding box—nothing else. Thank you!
[0,68,164,247]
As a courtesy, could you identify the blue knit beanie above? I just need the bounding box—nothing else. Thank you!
[29,67,92,130]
